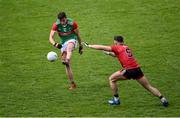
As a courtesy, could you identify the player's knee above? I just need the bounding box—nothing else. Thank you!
[109,76,113,82]
[109,76,116,83]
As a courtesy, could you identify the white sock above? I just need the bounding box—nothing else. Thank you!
[160,97,166,102]
[114,97,119,101]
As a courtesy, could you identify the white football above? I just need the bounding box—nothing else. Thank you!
[47,51,58,62]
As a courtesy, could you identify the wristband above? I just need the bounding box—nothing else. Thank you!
[53,42,57,47]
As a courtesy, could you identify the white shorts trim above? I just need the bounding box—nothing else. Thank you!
[61,39,78,53]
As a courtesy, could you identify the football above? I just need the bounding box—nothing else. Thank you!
[47,51,58,62]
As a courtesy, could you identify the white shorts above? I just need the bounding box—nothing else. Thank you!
[61,39,78,53]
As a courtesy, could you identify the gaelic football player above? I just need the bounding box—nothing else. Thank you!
[82,36,168,107]
[49,12,83,90]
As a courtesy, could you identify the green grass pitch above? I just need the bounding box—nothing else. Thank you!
[0,0,180,117]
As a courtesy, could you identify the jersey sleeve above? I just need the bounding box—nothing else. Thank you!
[52,23,58,31]
[73,21,78,29]
[111,45,118,54]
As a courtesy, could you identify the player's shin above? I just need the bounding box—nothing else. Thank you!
[108,78,120,105]
[110,81,119,98]
[65,64,76,90]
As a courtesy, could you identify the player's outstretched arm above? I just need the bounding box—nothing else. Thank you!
[82,42,112,51]
[82,42,116,57]
[89,45,112,52]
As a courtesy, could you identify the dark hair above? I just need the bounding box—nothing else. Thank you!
[114,36,124,43]
[58,12,67,20]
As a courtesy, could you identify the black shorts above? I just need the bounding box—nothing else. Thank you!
[121,67,144,79]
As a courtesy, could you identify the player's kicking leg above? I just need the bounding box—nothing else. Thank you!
[136,76,169,107]
[62,42,76,90]
[108,70,127,105]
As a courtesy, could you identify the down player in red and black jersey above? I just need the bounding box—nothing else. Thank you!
[82,36,168,107]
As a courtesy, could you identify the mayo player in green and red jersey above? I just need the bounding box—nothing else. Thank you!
[49,12,83,90]
[82,36,169,107]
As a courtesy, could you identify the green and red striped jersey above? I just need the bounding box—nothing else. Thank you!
[52,18,78,44]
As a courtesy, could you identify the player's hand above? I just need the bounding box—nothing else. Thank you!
[79,44,83,55]
[53,42,62,49]
[103,51,110,55]
[81,42,89,47]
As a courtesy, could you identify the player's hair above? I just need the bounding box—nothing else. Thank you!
[114,36,124,43]
[58,12,67,20]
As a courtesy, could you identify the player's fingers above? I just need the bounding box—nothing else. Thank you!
[82,42,89,47]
